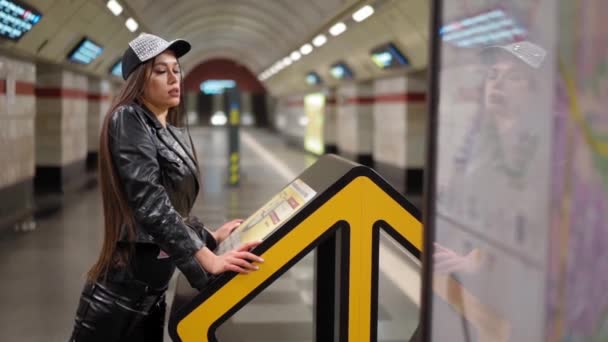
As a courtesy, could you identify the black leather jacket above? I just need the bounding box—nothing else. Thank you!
[108,102,215,290]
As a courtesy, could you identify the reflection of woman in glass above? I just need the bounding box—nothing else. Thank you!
[438,41,547,266]
[432,41,548,342]
[469,41,545,186]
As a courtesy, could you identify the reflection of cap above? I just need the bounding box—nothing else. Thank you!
[121,33,191,80]
[481,41,546,69]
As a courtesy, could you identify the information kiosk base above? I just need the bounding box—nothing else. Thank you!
[168,154,423,342]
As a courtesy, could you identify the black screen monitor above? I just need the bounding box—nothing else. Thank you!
[67,37,104,65]
[0,0,42,41]
[370,42,410,69]
[330,61,354,80]
[306,71,322,85]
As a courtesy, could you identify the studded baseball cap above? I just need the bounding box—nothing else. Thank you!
[121,33,191,80]
[481,41,547,69]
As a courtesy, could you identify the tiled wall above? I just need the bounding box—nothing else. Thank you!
[87,78,111,158]
[336,82,374,159]
[36,65,89,167]
[0,57,36,189]
[322,88,338,152]
[373,75,427,169]
[273,73,428,194]
[276,95,306,145]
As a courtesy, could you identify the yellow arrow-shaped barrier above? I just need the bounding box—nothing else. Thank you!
[172,172,421,341]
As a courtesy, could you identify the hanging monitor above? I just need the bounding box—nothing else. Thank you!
[330,61,354,80]
[370,42,410,69]
[0,0,42,41]
[306,71,322,85]
[67,37,104,65]
[109,59,122,78]
[200,80,236,95]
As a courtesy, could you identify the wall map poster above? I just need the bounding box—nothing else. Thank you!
[546,0,608,341]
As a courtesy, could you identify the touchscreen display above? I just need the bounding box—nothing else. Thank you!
[216,179,317,254]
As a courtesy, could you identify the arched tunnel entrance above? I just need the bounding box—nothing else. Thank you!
[183,58,271,127]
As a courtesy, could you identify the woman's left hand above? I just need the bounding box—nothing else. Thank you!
[211,219,243,244]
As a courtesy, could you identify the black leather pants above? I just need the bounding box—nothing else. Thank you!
[69,281,166,342]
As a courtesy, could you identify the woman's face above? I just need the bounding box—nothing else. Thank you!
[483,57,532,126]
[142,50,181,110]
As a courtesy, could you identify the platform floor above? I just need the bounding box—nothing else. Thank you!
[0,127,420,342]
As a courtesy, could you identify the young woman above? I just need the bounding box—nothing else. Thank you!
[69,33,263,342]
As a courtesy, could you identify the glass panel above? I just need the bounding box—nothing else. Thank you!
[215,250,315,341]
[377,228,421,342]
[430,0,556,341]
[431,0,608,340]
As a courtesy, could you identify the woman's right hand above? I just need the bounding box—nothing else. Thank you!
[433,243,482,275]
[197,241,264,275]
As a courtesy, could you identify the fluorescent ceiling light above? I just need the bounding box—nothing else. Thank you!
[125,18,138,32]
[282,57,293,65]
[312,34,327,47]
[329,22,347,36]
[300,43,313,55]
[353,5,374,22]
[107,0,123,16]
[290,51,301,61]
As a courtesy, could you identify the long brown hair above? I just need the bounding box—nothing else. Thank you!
[87,56,192,282]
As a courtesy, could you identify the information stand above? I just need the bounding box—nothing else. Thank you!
[168,154,423,342]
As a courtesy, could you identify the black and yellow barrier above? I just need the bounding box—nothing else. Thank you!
[168,154,423,341]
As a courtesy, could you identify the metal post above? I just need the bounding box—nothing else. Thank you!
[224,87,241,186]
[314,226,348,342]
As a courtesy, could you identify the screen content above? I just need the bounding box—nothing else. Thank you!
[428,0,608,341]
[330,61,354,80]
[370,42,409,69]
[306,71,322,85]
[216,179,317,254]
[67,38,103,65]
[0,0,41,41]
[110,59,122,77]
[200,80,236,95]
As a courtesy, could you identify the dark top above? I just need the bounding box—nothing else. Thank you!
[106,102,217,291]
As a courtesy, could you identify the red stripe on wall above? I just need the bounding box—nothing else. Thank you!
[284,92,426,107]
[16,81,35,95]
[35,87,89,99]
[0,81,109,99]
[286,100,304,107]
[345,92,426,104]
[0,81,36,95]
[375,92,426,103]
[345,96,376,105]
[87,93,111,101]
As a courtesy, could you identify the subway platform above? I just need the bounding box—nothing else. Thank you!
[0,127,421,342]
